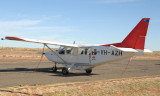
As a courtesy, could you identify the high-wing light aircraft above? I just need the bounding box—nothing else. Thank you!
[4,18,151,75]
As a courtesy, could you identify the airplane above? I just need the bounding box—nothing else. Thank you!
[4,18,151,75]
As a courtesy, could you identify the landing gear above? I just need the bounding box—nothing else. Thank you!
[52,63,57,72]
[52,67,57,72]
[86,69,92,74]
[62,67,69,75]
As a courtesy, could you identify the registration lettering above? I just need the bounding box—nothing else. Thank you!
[101,50,122,56]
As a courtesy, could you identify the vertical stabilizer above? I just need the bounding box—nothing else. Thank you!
[122,18,150,50]
[102,18,150,50]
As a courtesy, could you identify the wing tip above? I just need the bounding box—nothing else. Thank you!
[5,36,25,41]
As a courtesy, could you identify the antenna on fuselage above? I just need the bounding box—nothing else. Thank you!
[73,41,75,44]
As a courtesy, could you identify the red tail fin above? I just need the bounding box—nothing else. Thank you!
[102,18,150,50]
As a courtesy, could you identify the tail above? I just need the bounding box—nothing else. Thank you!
[102,18,150,50]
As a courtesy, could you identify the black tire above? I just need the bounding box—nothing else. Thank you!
[86,69,92,74]
[52,67,57,72]
[62,68,69,75]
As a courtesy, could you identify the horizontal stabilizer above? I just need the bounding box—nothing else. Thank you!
[144,49,152,53]
[110,45,138,52]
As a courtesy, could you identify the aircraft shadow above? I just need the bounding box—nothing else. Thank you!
[0,68,52,73]
[0,67,99,77]
[50,71,98,77]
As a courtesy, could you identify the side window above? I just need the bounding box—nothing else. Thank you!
[78,48,91,55]
[92,49,97,55]
[87,48,91,55]
[78,48,85,55]
[94,49,97,55]
[78,48,83,54]
[84,48,88,55]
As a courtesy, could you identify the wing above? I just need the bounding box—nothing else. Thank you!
[5,36,78,47]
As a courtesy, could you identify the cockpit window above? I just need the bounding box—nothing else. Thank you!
[66,48,73,54]
[59,47,73,55]
[59,47,65,54]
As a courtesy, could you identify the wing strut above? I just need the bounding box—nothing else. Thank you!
[44,44,66,64]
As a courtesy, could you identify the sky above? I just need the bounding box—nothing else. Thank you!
[0,0,160,51]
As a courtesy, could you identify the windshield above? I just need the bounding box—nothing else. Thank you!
[66,47,73,54]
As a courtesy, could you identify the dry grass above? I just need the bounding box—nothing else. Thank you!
[0,47,56,60]
[144,51,160,56]
[1,76,160,96]
[42,78,160,96]
[133,51,160,60]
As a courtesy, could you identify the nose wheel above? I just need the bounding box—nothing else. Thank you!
[52,67,57,72]
[52,63,57,72]
[86,69,92,74]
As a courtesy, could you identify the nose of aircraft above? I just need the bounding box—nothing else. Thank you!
[45,51,58,62]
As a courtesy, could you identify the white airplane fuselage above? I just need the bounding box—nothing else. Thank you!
[45,46,143,70]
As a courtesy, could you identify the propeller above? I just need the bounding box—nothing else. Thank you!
[34,44,45,72]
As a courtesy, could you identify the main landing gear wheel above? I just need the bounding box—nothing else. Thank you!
[62,67,69,75]
[86,69,92,74]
